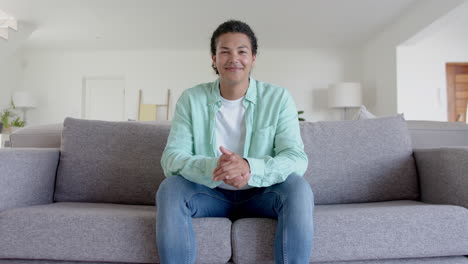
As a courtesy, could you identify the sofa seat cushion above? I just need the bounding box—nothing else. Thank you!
[315,257,468,264]
[0,202,232,264]
[231,200,468,264]
[0,257,467,264]
[300,116,419,205]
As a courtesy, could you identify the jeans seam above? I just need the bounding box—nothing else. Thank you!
[282,201,287,264]
[185,211,190,264]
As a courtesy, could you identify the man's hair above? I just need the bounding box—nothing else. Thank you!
[210,20,258,74]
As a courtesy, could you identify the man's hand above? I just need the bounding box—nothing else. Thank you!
[213,146,251,188]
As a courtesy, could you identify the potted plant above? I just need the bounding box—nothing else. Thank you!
[0,100,26,134]
[298,110,305,122]
[0,108,14,133]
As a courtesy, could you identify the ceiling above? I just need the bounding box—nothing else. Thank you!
[0,0,420,50]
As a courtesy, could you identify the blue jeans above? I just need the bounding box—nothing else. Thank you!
[156,174,314,264]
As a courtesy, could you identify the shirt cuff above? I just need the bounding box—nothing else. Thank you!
[205,157,219,178]
[245,157,265,186]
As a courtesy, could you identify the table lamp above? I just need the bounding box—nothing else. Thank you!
[328,82,362,120]
[12,91,37,125]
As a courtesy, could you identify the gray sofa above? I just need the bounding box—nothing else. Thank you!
[0,116,467,264]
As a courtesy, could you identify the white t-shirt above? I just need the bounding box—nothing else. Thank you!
[215,96,253,190]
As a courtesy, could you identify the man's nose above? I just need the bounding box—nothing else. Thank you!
[228,52,240,63]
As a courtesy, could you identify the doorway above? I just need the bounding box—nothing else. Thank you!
[446,63,468,122]
[82,76,126,121]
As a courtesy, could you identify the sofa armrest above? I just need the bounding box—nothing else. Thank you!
[10,123,63,148]
[414,147,468,208]
[0,148,60,212]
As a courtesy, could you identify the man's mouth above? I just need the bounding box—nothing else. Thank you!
[225,67,243,71]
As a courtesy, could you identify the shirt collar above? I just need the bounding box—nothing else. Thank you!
[209,77,257,105]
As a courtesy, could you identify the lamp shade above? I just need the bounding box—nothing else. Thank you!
[12,91,37,108]
[328,82,362,108]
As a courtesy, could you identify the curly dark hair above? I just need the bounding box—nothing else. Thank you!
[210,20,258,74]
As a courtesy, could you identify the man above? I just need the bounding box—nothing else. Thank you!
[157,20,314,264]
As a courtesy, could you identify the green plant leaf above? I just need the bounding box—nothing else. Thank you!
[0,104,22,128]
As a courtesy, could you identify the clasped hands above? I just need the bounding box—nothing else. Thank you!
[212,146,251,189]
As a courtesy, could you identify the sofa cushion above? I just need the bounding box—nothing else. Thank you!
[406,120,468,149]
[0,202,232,264]
[54,118,170,204]
[300,115,419,204]
[0,148,59,212]
[1,257,466,264]
[231,200,468,263]
[10,123,63,148]
[312,257,468,264]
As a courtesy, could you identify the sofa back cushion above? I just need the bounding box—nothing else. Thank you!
[54,118,170,204]
[300,115,419,205]
[55,116,418,205]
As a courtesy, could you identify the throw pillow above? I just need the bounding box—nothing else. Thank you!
[352,105,376,120]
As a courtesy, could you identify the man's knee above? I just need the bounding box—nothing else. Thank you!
[156,175,191,204]
[282,174,314,205]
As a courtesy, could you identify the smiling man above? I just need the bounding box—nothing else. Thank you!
[156,20,314,264]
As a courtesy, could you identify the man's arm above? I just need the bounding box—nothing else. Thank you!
[161,91,219,188]
[246,91,308,187]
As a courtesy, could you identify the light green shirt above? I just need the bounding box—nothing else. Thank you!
[161,77,308,188]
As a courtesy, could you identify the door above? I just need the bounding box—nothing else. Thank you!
[446,63,468,122]
[83,76,126,121]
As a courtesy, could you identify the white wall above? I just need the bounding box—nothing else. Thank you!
[20,49,212,125]
[5,1,468,125]
[0,58,12,109]
[254,48,362,122]
[0,53,22,110]
[362,0,465,116]
[0,22,34,123]
[397,1,468,121]
[19,47,362,125]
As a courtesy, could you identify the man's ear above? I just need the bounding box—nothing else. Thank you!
[252,54,256,66]
[212,54,216,65]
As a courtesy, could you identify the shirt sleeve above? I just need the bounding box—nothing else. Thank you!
[160,90,219,188]
[246,91,308,187]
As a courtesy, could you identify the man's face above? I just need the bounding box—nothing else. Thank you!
[212,33,256,86]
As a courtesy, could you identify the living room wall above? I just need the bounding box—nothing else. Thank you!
[0,22,34,111]
[362,0,465,117]
[0,53,21,110]
[4,1,468,126]
[397,0,468,121]
[18,47,362,125]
